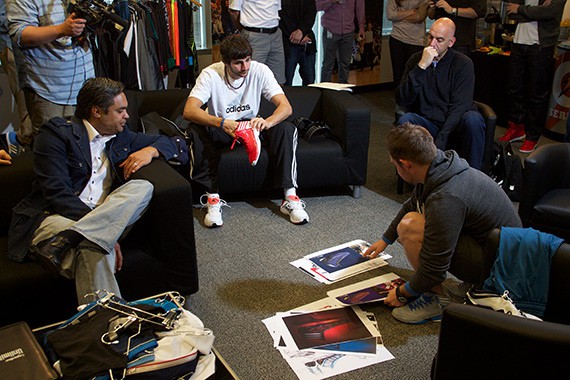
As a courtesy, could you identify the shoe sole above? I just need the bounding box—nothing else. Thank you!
[29,246,61,277]
[519,147,536,154]
[499,134,525,143]
[393,314,442,325]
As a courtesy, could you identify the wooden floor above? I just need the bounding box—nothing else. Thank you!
[332,64,382,86]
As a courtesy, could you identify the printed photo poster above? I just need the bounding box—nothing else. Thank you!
[290,240,391,284]
[211,0,236,44]
[277,307,380,351]
[327,272,405,306]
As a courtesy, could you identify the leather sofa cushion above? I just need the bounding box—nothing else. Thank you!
[533,189,570,233]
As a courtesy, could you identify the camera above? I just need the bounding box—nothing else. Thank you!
[67,0,129,32]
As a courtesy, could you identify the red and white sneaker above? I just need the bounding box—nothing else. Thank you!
[200,194,228,228]
[280,195,309,225]
[519,139,538,154]
[231,121,261,166]
[499,121,525,143]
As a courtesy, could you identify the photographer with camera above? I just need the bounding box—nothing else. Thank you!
[6,0,95,147]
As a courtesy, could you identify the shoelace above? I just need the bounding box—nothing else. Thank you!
[199,195,230,210]
[230,121,252,150]
[284,197,306,210]
[409,295,434,311]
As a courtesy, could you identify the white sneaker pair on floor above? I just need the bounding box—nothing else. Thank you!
[200,194,309,228]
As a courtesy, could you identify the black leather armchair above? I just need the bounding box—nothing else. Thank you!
[431,228,570,379]
[395,101,496,194]
[519,143,570,242]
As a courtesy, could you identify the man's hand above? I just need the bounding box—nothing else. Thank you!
[114,242,123,272]
[358,28,365,41]
[384,288,406,307]
[433,0,452,14]
[301,36,312,45]
[60,13,87,37]
[119,146,159,179]
[0,149,12,165]
[506,3,520,14]
[362,239,388,259]
[250,117,271,131]
[221,119,239,137]
[290,29,304,45]
[418,46,438,69]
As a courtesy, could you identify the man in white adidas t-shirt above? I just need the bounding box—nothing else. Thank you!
[183,34,309,228]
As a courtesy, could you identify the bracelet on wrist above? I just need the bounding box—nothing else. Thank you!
[220,118,226,129]
[395,286,408,304]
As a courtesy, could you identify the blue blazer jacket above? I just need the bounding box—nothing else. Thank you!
[7,117,178,262]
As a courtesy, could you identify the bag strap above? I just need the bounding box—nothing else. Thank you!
[303,121,333,141]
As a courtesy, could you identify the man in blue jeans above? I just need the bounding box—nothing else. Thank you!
[7,78,181,304]
[279,0,317,86]
[396,17,485,169]
[316,0,365,84]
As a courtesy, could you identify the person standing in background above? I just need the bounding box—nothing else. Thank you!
[387,0,429,87]
[316,0,365,84]
[229,0,286,84]
[360,22,375,71]
[428,0,486,56]
[6,0,95,147]
[279,0,317,86]
[0,0,32,154]
[499,0,566,154]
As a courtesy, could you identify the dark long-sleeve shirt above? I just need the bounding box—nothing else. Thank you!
[515,0,567,48]
[430,0,486,50]
[279,0,317,56]
[395,48,476,149]
[382,150,522,294]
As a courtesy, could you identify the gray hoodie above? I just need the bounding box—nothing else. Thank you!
[382,150,522,293]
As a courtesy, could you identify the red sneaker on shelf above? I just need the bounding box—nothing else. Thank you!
[519,139,538,154]
[231,121,261,166]
[498,122,525,143]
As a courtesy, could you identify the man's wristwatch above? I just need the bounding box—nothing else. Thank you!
[451,7,458,16]
[395,286,408,304]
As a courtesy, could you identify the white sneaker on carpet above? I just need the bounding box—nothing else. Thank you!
[280,195,309,225]
[200,194,228,228]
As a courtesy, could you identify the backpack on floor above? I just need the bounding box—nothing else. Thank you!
[488,141,523,202]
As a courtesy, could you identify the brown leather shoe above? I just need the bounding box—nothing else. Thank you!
[29,235,73,276]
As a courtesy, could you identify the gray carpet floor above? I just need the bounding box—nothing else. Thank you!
[185,89,453,379]
[187,188,442,379]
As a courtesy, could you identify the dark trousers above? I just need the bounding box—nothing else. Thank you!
[389,36,424,88]
[507,43,555,142]
[285,45,316,86]
[398,111,486,170]
[190,121,299,193]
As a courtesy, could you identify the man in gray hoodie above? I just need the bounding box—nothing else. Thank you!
[364,123,521,324]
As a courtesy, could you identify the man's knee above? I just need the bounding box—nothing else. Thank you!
[124,179,154,205]
[398,112,420,126]
[461,111,486,134]
[397,211,425,239]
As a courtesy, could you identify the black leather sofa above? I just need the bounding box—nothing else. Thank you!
[125,86,371,198]
[431,228,570,378]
